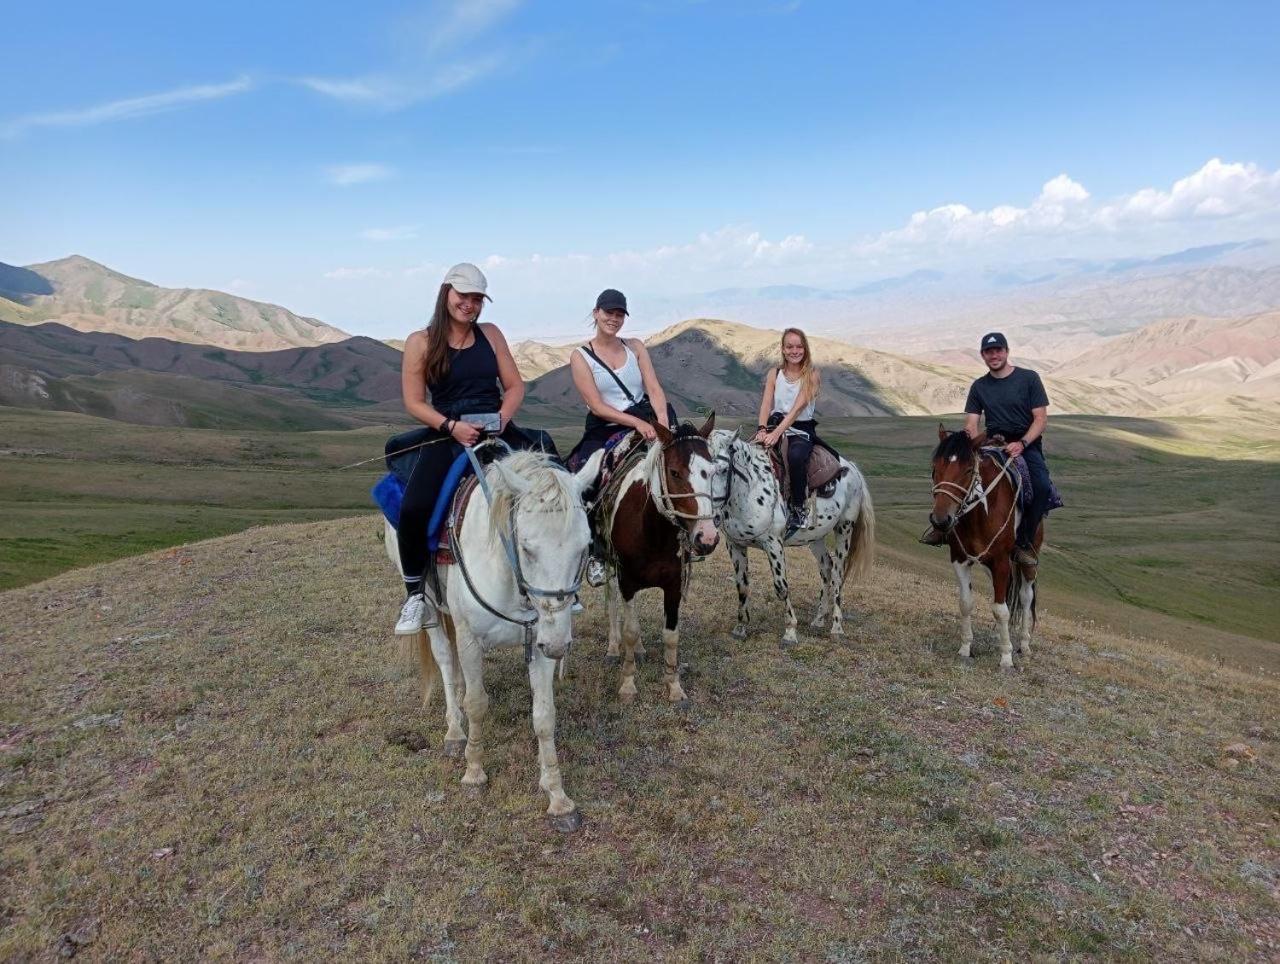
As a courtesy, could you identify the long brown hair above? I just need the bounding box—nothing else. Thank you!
[422,285,454,387]
[780,326,821,403]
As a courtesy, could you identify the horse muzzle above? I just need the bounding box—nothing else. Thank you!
[691,523,720,556]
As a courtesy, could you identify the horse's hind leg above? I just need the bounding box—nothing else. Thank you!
[990,559,1014,670]
[428,616,466,757]
[827,520,855,637]
[617,593,641,704]
[661,587,689,707]
[764,538,798,648]
[809,541,833,630]
[528,649,579,830]
[1017,576,1035,655]
[729,541,751,640]
[454,626,490,786]
[605,577,622,665]
[954,561,975,660]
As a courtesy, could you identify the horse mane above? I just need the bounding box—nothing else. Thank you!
[485,450,579,544]
[932,430,975,465]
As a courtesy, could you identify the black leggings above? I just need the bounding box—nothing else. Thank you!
[768,415,816,509]
[396,424,539,581]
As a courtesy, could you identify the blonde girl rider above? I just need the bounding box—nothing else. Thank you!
[754,327,823,539]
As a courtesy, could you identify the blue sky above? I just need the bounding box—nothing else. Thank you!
[4,0,1279,340]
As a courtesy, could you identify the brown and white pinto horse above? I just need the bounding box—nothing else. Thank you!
[929,427,1040,669]
[598,415,720,707]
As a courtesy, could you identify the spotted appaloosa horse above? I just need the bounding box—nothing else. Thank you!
[708,429,875,647]
[929,427,1040,670]
[598,415,720,708]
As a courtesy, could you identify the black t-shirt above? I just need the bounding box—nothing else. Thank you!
[964,367,1049,439]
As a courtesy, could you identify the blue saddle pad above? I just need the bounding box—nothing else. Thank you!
[372,449,474,550]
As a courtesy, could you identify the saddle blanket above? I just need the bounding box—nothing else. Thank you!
[987,451,1065,512]
[371,451,479,566]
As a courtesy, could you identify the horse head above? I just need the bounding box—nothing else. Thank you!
[929,425,985,534]
[488,451,600,659]
[651,413,720,556]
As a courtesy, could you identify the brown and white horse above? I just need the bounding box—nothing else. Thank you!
[929,427,1040,669]
[598,415,720,707]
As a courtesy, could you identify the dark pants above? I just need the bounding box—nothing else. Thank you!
[782,418,817,509]
[1015,441,1051,549]
[396,424,540,582]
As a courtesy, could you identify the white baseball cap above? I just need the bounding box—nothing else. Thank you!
[442,262,491,301]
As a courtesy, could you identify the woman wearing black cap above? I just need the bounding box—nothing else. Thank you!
[565,289,675,469]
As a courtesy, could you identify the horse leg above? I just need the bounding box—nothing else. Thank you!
[662,587,689,706]
[617,592,641,704]
[528,648,580,831]
[827,520,855,638]
[605,576,621,665]
[990,558,1014,670]
[455,629,490,786]
[954,561,975,659]
[809,541,832,629]
[764,538,799,649]
[1017,575,1035,655]
[729,541,751,640]
[427,616,467,757]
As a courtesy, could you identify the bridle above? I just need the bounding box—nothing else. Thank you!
[649,433,718,528]
[929,448,1021,561]
[448,440,587,663]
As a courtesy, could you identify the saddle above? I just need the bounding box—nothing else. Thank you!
[766,438,847,504]
[981,445,1065,514]
[433,474,481,567]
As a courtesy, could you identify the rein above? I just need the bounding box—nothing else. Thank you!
[447,440,586,663]
[930,448,1021,562]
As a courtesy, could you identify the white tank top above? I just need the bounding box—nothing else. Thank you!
[772,369,816,420]
[578,342,644,410]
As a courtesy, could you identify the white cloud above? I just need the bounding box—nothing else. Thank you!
[1,76,252,138]
[299,0,523,109]
[361,225,419,241]
[324,267,392,280]
[324,163,394,186]
[864,159,1280,255]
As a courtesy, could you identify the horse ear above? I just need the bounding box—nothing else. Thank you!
[492,458,533,497]
[654,423,674,446]
[573,447,607,499]
[697,411,716,437]
[937,423,947,442]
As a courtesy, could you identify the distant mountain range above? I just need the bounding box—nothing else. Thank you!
[0,255,350,351]
[1,247,1277,429]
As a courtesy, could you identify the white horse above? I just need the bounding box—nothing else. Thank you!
[384,447,606,832]
[708,429,875,647]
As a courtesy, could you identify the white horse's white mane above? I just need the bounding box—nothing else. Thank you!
[485,450,581,545]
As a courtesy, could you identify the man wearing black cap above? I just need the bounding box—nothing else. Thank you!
[922,332,1051,567]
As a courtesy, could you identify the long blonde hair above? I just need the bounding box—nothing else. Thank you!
[780,327,821,403]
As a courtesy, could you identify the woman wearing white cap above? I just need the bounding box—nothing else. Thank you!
[388,262,533,635]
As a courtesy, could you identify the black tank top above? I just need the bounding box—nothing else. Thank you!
[427,324,503,418]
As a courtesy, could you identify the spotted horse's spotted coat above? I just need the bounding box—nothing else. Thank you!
[709,429,876,647]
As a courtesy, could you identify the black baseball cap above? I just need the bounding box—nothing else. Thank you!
[595,289,628,315]
[979,332,1009,351]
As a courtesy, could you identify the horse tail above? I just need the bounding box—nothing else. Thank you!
[1007,558,1037,637]
[843,474,876,585]
[385,518,442,707]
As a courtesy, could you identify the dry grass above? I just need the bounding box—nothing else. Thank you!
[2,517,1277,960]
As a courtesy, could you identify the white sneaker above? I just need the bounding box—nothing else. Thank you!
[571,596,585,615]
[395,593,438,634]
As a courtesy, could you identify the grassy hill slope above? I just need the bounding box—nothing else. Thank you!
[1,519,1276,959]
[0,256,351,351]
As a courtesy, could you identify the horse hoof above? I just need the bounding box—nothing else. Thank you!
[442,739,466,759]
[619,691,636,705]
[779,636,798,650]
[547,809,583,834]
[830,625,846,639]
[604,653,620,667]
[730,625,749,641]
[673,699,692,714]
[999,662,1015,672]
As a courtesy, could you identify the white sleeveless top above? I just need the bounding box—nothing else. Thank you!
[577,342,644,410]
[772,369,815,420]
